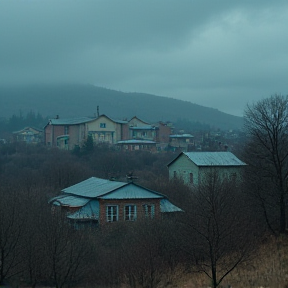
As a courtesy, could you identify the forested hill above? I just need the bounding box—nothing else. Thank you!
[0,84,243,130]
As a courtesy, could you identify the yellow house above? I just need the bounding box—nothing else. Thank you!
[86,115,128,144]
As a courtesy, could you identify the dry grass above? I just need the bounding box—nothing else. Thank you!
[174,235,288,288]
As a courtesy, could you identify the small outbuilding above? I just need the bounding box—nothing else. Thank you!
[167,151,246,185]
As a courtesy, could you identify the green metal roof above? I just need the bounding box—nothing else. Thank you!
[50,177,183,217]
[67,200,99,220]
[62,177,127,198]
[49,117,96,125]
[160,199,183,212]
[168,151,246,167]
[49,195,89,207]
[99,183,164,199]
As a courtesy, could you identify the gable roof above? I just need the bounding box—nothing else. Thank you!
[13,126,43,134]
[62,177,127,198]
[49,117,96,125]
[99,182,164,199]
[50,177,183,216]
[97,114,128,124]
[168,152,246,167]
[129,116,150,125]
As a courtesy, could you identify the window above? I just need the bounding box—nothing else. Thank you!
[143,204,155,219]
[100,123,106,128]
[125,205,137,221]
[230,172,237,180]
[189,173,194,184]
[99,134,104,142]
[64,126,69,135]
[106,205,118,222]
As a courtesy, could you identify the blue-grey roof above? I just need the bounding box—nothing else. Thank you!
[130,126,156,130]
[99,183,164,199]
[67,200,99,220]
[98,114,128,124]
[160,199,183,213]
[49,117,96,125]
[62,177,127,198]
[110,118,128,124]
[183,152,246,166]
[51,177,183,216]
[50,195,90,207]
[170,134,194,138]
[117,140,156,144]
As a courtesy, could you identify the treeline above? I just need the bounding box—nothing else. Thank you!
[0,143,266,288]
[0,110,49,138]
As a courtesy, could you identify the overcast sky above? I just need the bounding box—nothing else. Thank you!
[1,1,287,116]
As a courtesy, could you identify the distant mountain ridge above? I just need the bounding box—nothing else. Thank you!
[0,84,243,130]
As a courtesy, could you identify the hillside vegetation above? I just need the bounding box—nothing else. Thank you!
[0,84,243,130]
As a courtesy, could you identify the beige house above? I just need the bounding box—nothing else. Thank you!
[167,151,246,185]
[13,127,43,144]
[44,114,172,151]
[86,115,128,144]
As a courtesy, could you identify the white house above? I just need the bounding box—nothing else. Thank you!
[167,151,246,185]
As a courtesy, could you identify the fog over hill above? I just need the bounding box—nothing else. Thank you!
[0,84,243,130]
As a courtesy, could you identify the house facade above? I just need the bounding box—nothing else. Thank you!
[13,127,43,144]
[44,114,173,151]
[49,177,182,226]
[167,151,246,185]
[86,114,129,144]
[44,117,95,150]
[117,139,157,151]
[169,134,194,152]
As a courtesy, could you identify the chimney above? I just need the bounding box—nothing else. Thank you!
[56,115,59,119]
[97,106,99,117]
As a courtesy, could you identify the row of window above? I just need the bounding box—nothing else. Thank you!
[106,204,155,222]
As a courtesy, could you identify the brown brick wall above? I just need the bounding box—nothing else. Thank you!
[98,198,161,225]
[157,123,172,143]
[121,123,130,140]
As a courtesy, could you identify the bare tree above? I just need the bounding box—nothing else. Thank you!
[244,94,288,234]
[178,170,259,288]
[0,178,26,285]
[39,209,90,288]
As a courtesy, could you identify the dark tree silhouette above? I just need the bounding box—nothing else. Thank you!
[244,94,288,234]
[178,170,259,288]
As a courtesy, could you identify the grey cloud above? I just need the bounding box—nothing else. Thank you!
[0,0,287,116]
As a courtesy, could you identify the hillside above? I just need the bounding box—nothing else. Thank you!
[0,84,243,130]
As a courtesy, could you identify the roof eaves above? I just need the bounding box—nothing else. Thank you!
[167,152,185,167]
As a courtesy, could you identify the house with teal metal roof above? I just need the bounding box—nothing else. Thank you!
[167,151,246,185]
[50,177,182,226]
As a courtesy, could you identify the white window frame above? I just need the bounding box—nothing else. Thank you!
[143,204,155,219]
[124,205,137,221]
[106,205,119,222]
